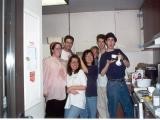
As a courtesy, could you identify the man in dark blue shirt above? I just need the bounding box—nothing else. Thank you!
[99,32,134,118]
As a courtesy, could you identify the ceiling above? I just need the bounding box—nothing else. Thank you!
[42,0,144,14]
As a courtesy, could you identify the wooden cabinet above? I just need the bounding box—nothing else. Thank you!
[142,0,160,43]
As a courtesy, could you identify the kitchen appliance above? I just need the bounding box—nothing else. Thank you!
[137,79,151,88]
[145,66,158,85]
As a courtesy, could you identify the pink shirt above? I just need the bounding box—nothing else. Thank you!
[43,56,67,101]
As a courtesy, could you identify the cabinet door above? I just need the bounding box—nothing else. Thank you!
[115,10,141,52]
[154,0,160,35]
[142,0,160,43]
[70,11,115,52]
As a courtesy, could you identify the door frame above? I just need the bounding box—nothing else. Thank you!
[14,0,24,117]
[0,0,24,117]
[0,0,4,117]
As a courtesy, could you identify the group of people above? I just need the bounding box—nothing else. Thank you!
[43,33,134,118]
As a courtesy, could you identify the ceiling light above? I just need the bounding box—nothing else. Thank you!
[42,0,67,6]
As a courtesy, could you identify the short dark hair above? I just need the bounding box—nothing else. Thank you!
[90,46,99,51]
[67,54,81,76]
[82,49,94,67]
[96,34,106,42]
[64,35,74,43]
[50,42,62,55]
[105,32,117,42]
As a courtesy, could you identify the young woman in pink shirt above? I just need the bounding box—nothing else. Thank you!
[43,42,67,118]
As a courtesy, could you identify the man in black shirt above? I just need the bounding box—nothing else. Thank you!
[99,32,134,118]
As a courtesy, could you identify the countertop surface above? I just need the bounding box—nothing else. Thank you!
[134,88,160,118]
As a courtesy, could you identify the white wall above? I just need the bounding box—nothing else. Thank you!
[126,51,153,72]
[42,10,153,72]
[24,0,45,118]
[43,44,50,59]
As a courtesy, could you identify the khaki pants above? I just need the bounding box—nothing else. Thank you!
[97,86,109,118]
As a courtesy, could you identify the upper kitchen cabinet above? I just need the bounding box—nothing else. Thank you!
[70,11,115,52]
[71,10,141,52]
[115,10,141,52]
[42,11,143,53]
[142,0,160,43]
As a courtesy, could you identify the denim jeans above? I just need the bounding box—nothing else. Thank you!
[80,96,97,118]
[107,79,134,118]
[64,105,82,118]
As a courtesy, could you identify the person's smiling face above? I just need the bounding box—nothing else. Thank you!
[70,58,79,72]
[85,52,94,66]
[64,39,73,51]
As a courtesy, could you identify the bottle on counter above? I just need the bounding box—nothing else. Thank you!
[152,83,160,107]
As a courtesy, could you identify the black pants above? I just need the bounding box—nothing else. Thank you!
[45,99,66,118]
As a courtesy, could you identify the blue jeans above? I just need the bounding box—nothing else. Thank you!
[64,105,82,118]
[80,96,97,118]
[107,79,134,118]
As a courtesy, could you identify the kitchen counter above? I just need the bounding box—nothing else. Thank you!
[133,88,160,118]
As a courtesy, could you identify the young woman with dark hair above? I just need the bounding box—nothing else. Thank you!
[64,54,87,118]
[80,49,98,118]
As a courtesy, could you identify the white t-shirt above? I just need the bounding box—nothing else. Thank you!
[97,52,108,87]
[65,70,87,109]
[61,49,71,61]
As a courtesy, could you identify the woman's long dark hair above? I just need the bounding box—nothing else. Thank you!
[67,54,81,76]
[82,49,94,67]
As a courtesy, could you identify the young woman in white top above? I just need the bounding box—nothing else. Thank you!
[64,54,87,118]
